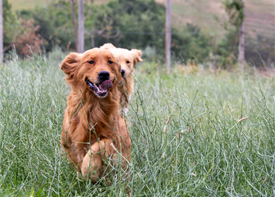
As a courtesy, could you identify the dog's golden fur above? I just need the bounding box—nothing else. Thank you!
[100,44,143,114]
[61,48,131,182]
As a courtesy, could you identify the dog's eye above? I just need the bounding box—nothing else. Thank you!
[108,60,113,64]
[88,60,94,64]
[126,61,130,64]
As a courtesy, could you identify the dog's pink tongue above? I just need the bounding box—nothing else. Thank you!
[100,80,113,90]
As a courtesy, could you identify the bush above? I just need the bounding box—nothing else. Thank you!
[171,24,212,63]
[13,19,45,57]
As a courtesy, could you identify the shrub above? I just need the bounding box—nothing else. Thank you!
[13,19,45,57]
[171,24,212,63]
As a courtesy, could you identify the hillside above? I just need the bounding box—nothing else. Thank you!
[155,0,275,39]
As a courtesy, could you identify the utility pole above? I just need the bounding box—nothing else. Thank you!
[78,0,84,53]
[165,0,171,73]
[238,0,245,70]
[0,0,3,63]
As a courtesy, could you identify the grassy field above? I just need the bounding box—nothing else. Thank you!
[0,50,275,196]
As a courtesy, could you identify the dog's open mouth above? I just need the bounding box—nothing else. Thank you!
[86,78,113,98]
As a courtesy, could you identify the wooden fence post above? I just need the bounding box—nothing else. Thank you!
[78,0,84,53]
[238,0,245,70]
[165,0,171,73]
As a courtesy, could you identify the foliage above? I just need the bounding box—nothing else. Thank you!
[13,19,45,57]
[171,24,212,62]
[223,0,244,29]
[81,0,166,55]
[14,0,211,62]
[216,0,244,65]
[90,0,212,62]
[3,0,18,51]
[17,1,75,53]
[3,1,45,56]
[0,53,274,196]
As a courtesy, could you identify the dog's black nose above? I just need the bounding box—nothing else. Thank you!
[121,69,125,78]
[98,71,110,81]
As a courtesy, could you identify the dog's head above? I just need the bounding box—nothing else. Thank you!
[100,43,143,80]
[61,48,122,98]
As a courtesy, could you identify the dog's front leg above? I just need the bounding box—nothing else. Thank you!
[81,138,114,182]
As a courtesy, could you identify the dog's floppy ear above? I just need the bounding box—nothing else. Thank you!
[100,43,116,50]
[131,49,143,66]
[61,53,81,84]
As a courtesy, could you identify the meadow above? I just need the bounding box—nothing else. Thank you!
[0,50,274,196]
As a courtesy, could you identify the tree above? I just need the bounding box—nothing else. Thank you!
[218,0,245,66]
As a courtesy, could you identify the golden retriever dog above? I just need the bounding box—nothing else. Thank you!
[60,48,131,182]
[100,44,143,115]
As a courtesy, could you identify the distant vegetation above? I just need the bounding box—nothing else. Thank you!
[5,0,212,63]
[3,0,275,68]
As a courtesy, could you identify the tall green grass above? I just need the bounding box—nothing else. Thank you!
[0,52,274,196]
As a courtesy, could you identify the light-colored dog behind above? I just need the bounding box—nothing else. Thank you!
[100,43,143,115]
